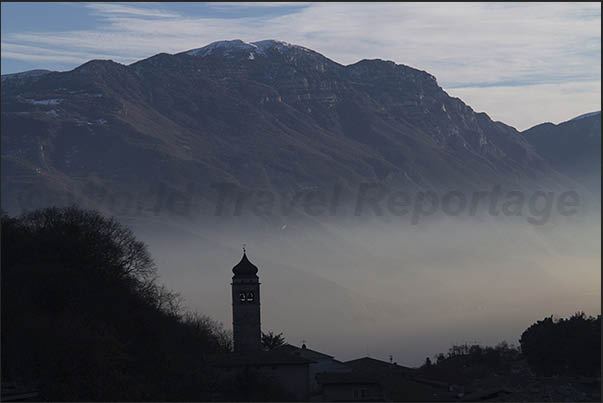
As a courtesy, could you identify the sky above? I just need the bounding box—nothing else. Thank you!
[1,2,600,130]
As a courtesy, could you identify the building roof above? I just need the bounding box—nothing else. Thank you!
[380,375,451,401]
[275,343,335,361]
[232,252,258,277]
[331,359,354,372]
[205,350,315,367]
[315,371,381,386]
[344,357,414,374]
[317,366,452,401]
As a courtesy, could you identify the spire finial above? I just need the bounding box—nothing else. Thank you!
[243,243,246,254]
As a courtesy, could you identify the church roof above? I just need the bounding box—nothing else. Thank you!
[232,252,258,277]
[276,343,335,360]
[344,357,414,373]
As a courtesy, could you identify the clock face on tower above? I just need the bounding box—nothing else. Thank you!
[238,291,255,303]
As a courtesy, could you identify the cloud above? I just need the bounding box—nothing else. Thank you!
[1,42,139,65]
[85,3,180,18]
[206,2,312,9]
[1,2,600,128]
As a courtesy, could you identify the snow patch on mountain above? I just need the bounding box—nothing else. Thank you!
[186,39,310,57]
[25,98,63,105]
[186,39,255,56]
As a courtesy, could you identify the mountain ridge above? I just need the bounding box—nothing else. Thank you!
[0,40,577,216]
[523,111,601,193]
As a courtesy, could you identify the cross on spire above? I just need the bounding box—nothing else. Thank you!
[243,243,246,254]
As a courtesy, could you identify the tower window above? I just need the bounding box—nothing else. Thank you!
[246,292,255,302]
[239,292,246,302]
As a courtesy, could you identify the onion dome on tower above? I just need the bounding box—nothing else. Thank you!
[232,252,258,278]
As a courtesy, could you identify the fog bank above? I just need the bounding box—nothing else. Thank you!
[123,209,600,367]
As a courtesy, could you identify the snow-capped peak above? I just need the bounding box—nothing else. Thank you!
[186,40,255,56]
[252,39,300,51]
[185,39,309,57]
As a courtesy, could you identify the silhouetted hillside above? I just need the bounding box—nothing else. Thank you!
[417,314,601,401]
[520,313,601,377]
[0,207,290,401]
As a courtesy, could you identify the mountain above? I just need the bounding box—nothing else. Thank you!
[1,69,55,91]
[1,69,54,82]
[523,111,601,193]
[1,40,562,216]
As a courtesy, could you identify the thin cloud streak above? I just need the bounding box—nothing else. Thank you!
[206,2,312,9]
[2,42,138,65]
[85,3,181,18]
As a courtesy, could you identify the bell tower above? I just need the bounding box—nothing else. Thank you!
[231,248,261,353]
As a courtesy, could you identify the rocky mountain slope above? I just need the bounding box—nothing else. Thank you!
[523,111,601,193]
[1,40,564,216]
